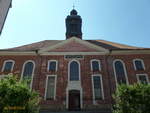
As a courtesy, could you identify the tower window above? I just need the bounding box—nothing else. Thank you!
[91,59,101,71]
[2,60,15,73]
[133,59,145,71]
[137,74,149,84]
[48,60,58,72]
[22,61,35,88]
[69,60,80,81]
[113,60,128,85]
[45,75,57,100]
[92,75,104,101]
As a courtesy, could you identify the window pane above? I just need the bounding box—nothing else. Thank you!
[138,75,148,84]
[115,61,127,84]
[49,61,56,71]
[94,89,102,100]
[93,76,101,88]
[92,61,99,71]
[23,62,34,78]
[22,62,34,88]
[135,60,144,70]
[70,61,79,81]
[3,62,13,72]
[46,76,55,100]
[93,76,102,100]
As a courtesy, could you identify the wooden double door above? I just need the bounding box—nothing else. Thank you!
[68,90,81,111]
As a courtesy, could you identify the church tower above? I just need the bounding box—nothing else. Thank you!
[65,9,82,39]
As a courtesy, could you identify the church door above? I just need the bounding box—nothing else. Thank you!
[68,90,80,111]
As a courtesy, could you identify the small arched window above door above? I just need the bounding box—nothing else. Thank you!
[133,59,145,71]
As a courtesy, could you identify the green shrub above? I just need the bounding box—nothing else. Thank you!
[0,75,40,113]
[113,84,150,113]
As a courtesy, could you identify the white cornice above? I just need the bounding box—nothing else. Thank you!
[1,49,150,56]
[39,52,108,55]
[110,50,150,55]
[0,51,36,56]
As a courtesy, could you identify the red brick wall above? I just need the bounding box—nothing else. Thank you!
[0,54,150,109]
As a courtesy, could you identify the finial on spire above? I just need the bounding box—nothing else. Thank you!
[73,3,75,9]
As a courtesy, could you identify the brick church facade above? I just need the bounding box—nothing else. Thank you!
[0,9,150,112]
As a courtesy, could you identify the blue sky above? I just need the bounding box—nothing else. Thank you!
[0,0,150,49]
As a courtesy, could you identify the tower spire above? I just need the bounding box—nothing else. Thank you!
[65,9,82,39]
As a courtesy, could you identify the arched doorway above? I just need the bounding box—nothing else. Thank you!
[68,90,81,111]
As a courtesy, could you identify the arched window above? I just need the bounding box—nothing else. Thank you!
[2,60,15,72]
[69,60,80,81]
[133,59,145,71]
[113,60,128,85]
[47,60,58,72]
[21,61,35,88]
[91,59,101,71]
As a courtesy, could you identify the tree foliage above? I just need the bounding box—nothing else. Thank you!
[113,84,150,113]
[0,75,40,113]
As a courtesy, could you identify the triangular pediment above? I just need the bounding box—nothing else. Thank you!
[39,37,109,53]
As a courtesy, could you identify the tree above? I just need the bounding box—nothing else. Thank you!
[113,84,150,113]
[0,74,40,113]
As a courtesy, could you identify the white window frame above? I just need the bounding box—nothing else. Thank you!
[2,60,15,72]
[136,74,149,84]
[90,59,101,71]
[68,59,81,81]
[133,59,145,71]
[47,60,58,72]
[44,75,57,100]
[21,60,35,89]
[92,74,104,104]
[113,59,129,86]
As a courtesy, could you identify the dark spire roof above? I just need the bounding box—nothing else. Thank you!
[70,9,78,15]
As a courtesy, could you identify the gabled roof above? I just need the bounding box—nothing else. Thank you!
[86,40,143,50]
[1,40,63,51]
[0,38,148,52]
[38,37,108,53]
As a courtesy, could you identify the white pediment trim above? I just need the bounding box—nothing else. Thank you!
[38,37,109,53]
[1,50,150,55]
[0,51,36,56]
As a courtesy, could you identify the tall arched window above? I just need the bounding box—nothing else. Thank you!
[69,60,80,81]
[22,61,35,88]
[113,60,128,85]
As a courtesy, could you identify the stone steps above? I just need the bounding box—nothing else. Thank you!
[40,110,112,113]
[41,112,111,113]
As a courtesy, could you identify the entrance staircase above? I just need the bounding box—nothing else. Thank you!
[40,109,112,113]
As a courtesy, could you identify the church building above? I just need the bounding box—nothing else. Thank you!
[0,9,150,112]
